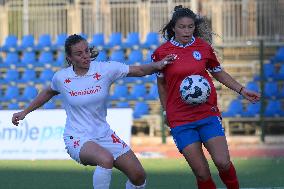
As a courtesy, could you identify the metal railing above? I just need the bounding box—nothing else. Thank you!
[0,0,283,46]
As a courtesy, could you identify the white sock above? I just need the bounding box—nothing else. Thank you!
[125,179,146,189]
[93,166,112,189]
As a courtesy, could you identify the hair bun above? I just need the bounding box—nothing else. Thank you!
[174,5,183,11]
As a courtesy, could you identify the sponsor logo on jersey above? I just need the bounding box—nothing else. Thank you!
[193,51,201,60]
[68,85,102,96]
[64,78,71,83]
[211,106,218,112]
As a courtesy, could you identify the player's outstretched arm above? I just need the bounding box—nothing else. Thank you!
[12,86,59,126]
[127,54,176,77]
[211,70,260,103]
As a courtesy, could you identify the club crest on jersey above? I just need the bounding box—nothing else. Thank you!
[93,72,101,80]
[193,51,201,60]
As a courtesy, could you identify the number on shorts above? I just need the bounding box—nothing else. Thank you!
[111,133,121,144]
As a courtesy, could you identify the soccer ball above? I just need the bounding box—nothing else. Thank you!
[179,75,211,105]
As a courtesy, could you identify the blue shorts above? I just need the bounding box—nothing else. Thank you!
[170,116,225,153]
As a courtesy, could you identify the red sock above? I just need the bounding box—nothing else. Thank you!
[197,177,216,189]
[219,162,239,189]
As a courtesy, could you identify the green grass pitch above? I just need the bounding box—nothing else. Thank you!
[0,158,283,188]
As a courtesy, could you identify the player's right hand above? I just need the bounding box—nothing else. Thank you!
[156,54,177,70]
[12,111,27,126]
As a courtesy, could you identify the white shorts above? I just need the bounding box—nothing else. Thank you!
[64,129,130,164]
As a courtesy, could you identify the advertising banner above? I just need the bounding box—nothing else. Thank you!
[0,108,132,160]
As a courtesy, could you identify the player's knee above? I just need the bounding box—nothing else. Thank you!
[193,167,211,181]
[100,155,114,168]
[129,169,146,185]
[214,158,231,170]
[195,171,211,181]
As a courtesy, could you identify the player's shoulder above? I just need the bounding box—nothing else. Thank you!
[53,66,71,77]
[92,60,127,72]
[153,41,172,54]
[156,41,172,50]
[194,37,212,49]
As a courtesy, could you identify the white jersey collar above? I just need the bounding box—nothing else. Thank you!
[170,36,195,48]
[69,62,94,77]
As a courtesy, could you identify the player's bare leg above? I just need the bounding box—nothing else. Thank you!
[204,136,239,189]
[114,150,146,188]
[182,142,216,189]
[80,141,114,189]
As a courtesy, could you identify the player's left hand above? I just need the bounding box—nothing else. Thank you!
[240,88,260,103]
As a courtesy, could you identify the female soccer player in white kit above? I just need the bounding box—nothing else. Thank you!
[11,34,175,189]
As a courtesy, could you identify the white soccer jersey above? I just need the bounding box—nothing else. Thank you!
[51,61,129,138]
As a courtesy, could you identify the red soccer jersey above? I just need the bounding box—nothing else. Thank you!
[152,37,222,128]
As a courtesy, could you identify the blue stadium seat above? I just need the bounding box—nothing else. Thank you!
[37,51,54,67]
[275,64,284,80]
[35,34,52,51]
[222,99,243,117]
[122,32,140,49]
[145,85,159,100]
[278,86,284,98]
[246,81,259,92]
[253,64,276,81]
[52,33,67,50]
[141,32,160,49]
[95,50,108,62]
[116,101,130,108]
[18,85,38,101]
[0,72,4,84]
[0,55,4,68]
[54,52,65,67]
[105,32,122,49]
[2,85,20,101]
[117,77,136,84]
[264,100,284,117]
[263,63,275,80]
[36,69,54,83]
[18,34,35,51]
[133,101,149,119]
[109,50,125,62]
[2,52,19,68]
[128,84,147,100]
[4,69,20,83]
[18,69,37,83]
[7,102,20,110]
[43,101,57,109]
[264,81,278,99]
[52,93,63,102]
[127,49,143,65]
[90,33,105,50]
[20,51,37,68]
[2,35,18,52]
[273,47,284,63]
[110,84,129,100]
[143,50,154,64]
[107,101,112,108]
[242,102,260,117]
[142,74,156,84]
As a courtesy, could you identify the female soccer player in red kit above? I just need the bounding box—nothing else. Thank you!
[152,5,260,189]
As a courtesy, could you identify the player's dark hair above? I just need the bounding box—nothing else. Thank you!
[64,34,99,66]
[161,5,213,44]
